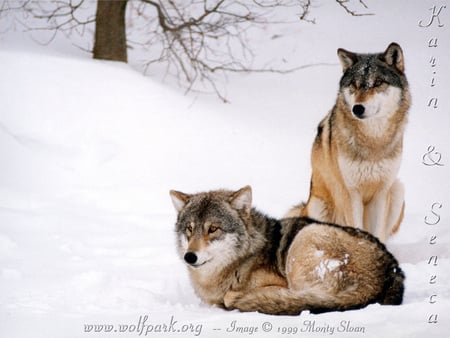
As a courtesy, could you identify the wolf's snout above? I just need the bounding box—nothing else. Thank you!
[184,252,198,265]
[352,104,365,118]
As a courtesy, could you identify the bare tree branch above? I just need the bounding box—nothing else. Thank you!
[128,0,307,100]
[0,0,95,45]
[335,0,373,17]
[1,0,373,101]
[299,0,373,23]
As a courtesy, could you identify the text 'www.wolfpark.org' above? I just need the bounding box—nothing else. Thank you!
[83,315,203,336]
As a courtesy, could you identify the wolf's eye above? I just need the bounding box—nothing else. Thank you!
[374,79,384,87]
[185,225,193,235]
[208,225,219,234]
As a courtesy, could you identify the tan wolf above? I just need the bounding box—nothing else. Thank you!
[170,186,404,315]
[286,43,411,242]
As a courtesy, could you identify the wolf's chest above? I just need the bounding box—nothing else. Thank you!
[337,155,401,189]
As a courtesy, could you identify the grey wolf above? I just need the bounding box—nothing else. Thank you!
[170,186,404,315]
[286,43,411,242]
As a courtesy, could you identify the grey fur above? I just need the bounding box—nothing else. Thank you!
[170,186,404,315]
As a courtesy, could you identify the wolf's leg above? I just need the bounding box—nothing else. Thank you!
[346,190,364,229]
[365,189,389,241]
[385,180,405,236]
[303,196,329,221]
[366,181,404,242]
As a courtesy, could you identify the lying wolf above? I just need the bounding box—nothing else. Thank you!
[170,186,404,315]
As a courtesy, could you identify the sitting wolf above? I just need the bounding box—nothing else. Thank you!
[170,186,404,315]
[286,43,410,243]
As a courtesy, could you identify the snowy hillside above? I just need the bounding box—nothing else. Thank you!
[1,0,449,337]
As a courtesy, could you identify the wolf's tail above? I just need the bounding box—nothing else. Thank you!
[225,286,374,316]
[225,288,314,315]
[226,263,405,315]
[378,263,405,305]
[283,202,306,219]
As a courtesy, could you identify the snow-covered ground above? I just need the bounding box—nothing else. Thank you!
[1,1,449,337]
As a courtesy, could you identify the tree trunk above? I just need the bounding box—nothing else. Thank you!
[93,0,128,62]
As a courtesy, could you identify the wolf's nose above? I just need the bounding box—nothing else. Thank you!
[352,104,365,118]
[184,252,198,265]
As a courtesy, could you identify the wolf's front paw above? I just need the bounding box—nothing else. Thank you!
[224,291,244,309]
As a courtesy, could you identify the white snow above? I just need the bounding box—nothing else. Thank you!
[315,259,343,281]
[314,250,324,258]
[1,1,450,337]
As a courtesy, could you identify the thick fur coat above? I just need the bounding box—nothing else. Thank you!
[170,186,404,315]
[286,43,411,242]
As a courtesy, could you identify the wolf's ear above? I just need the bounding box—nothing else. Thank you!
[170,190,190,212]
[337,48,358,72]
[230,186,252,214]
[383,42,404,73]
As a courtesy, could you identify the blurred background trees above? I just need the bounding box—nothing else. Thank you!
[1,0,371,100]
